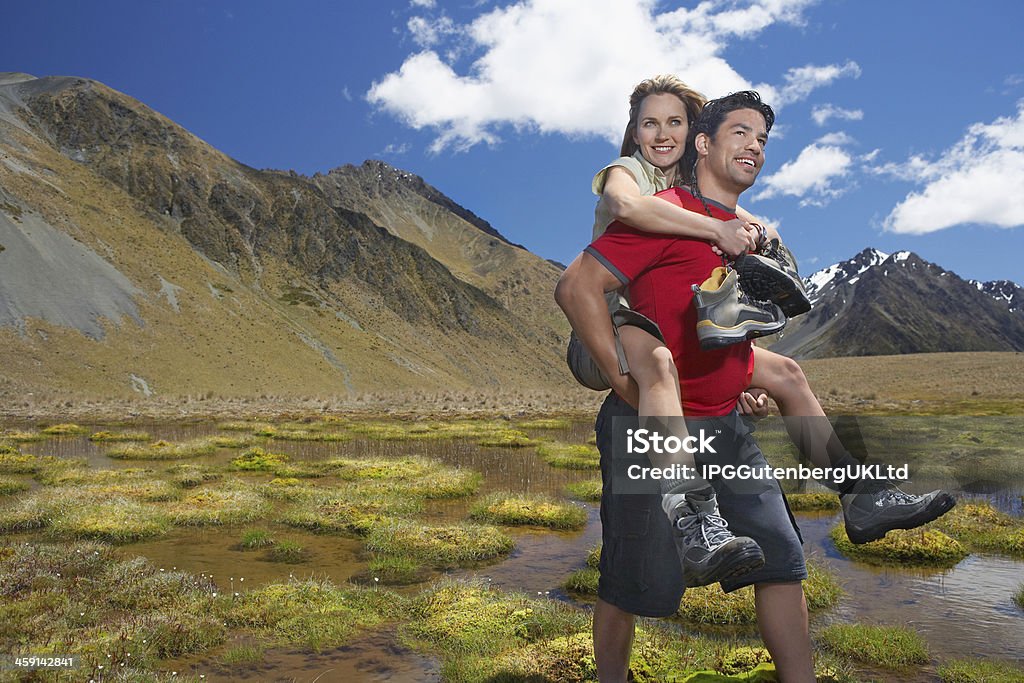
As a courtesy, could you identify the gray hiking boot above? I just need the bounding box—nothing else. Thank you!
[692,267,786,351]
[668,490,765,587]
[734,239,812,317]
[841,480,956,544]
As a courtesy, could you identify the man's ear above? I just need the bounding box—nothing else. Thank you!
[695,132,710,157]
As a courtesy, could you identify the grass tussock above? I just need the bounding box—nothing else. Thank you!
[830,525,969,567]
[400,579,767,682]
[477,428,539,448]
[564,479,602,501]
[282,484,424,536]
[469,492,587,530]
[107,438,217,460]
[938,658,1024,682]
[786,492,841,511]
[238,529,275,550]
[229,446,290,472]
[0,541,225,678]
[536,441,600,469]
[1014,584,1024,610]
[208,435,254,448]
[220,643,266,666]
[364,554,431,585]
[89,430,152,442]
[932,502,1024,557]
[324,456,481,498]
[226,578,401,651]
[40,423,89,436]
[1,429,46,442]
[818,623,930,669]
[0,445,43,474]
[50,497,171,543]
[265,540,309,564]
[677,560,842,625]
[165,463,223,488]
[366,520,514,568]
[516,418,572,430]
[166,486,270,526]
[0,477,30,496]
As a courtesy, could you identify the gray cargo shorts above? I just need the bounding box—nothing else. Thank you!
[565,293,665,391]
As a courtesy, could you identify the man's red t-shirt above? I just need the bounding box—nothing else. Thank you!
[586,186,752,417]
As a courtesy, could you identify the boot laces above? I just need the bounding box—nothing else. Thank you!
[874,485,919,506]
[737,289,776,313]
[676,508,733,550]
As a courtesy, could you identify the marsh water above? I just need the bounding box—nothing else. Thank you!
[3,416,1023,680]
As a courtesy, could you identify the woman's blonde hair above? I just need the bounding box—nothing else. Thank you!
[619,74,706,158]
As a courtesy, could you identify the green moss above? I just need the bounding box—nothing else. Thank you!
[938,658,1024,682]
[364,554,430,585]
[536,441,600,469]
[933,502,1024,557]
[0,477,30,495]
[89,430,153,442]
[208,435,254,448]
[218,420,275,432]
[716,647,773,675]
[107,438,217,460]
[564,479,602,501]
[0,448,41,474]
[830,525,969,567]
[167,486,270,526]
[678,561,841,625]
[229,446,290,471]
[40,423,89,436]
[1014,584,1024,610]
[366,520,514,567]
[786,492,840,511]
[469,492,587,529]
[226,578,400,650]
[818,623,930,669]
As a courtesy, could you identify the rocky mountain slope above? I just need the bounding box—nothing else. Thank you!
[0,73,572,401]
[770,248,1024,358]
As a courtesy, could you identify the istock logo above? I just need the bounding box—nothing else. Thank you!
[625,428,716,455]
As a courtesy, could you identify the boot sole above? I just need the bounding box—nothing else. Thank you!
[683,540,766,587]
[845,493,957,545]
[696,318,787,351]
[735,255,811,317]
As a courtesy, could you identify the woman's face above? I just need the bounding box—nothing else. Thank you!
[632,92,689,173]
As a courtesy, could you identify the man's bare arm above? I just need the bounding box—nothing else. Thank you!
[554,252,639,407]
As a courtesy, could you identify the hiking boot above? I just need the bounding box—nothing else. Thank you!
[692,267,786,351]
[841,480,956,544]
[734,239,812,317]
[668,490,765,587]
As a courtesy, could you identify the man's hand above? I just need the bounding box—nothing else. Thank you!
[711,219,758,258]
[737,388,770,419]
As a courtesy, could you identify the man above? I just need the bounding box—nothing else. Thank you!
[555,91,815,682]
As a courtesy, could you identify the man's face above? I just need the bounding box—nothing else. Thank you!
[700,108,768,192]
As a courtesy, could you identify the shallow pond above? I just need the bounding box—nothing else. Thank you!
[2,415,1022,680]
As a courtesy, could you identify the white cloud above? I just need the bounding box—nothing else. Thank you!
[382,142,412,155]
[407,15,457,48]
[815,131,855,146]
[880,102,1024,234]
[368,0,858,151]
[811,103,863,126]
[410,0,436,8]
[755,143,853,206]
[769,61,861,107]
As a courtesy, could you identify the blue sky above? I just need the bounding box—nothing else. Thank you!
[4,0,1024,283]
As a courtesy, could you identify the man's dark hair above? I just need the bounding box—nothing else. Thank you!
[681,90,775,186]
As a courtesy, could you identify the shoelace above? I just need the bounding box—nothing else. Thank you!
[676,510,734,550]
[875,486,919,506]
[736,290,777,313]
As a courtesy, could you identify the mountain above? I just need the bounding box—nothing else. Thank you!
[770,248,1024,358]
[0,73,573,401]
